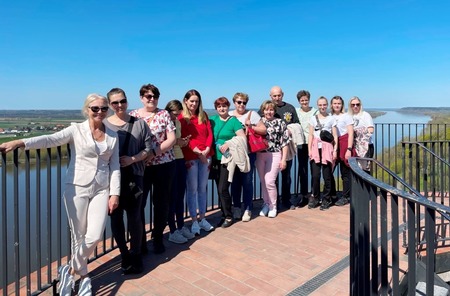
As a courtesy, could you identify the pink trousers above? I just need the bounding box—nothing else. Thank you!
[255,151,281,209]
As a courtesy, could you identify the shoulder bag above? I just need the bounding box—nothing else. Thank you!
[315,115,334,143]
[119,117,143,205]
[246,111,269,153]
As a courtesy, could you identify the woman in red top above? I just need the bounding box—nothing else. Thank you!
[178,89,215,235]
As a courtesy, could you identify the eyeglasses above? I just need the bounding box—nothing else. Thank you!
[143,94,159,100]
[235,100,247,106]
[89,106,109,113]
[351,103,361,107]
[110,99,128,106]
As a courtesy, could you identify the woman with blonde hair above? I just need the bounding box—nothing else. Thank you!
[348,96,374,173]
[0,94,120,296]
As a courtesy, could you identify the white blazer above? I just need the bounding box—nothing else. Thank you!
[23,120,121,196]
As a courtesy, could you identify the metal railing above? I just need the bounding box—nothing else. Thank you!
[349,157,450,295]
[1,122,449,295]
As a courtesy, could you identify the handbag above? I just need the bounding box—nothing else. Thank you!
[246,111,269,153]
[119,117,143,204]
[315,115,334,143]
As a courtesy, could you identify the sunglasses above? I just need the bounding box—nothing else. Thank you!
[110,99,128,106]
[143,94,159,100]
[351,103,361,107]
[235,100,247,106]
[89,106,109,113]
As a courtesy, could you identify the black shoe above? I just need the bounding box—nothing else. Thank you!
[153,240,166,254]
[308,197,319,209]
[141,244,149,255]
[335,197,349,206]
[298,195,309,208]
[217,218,225,228]
[320,199,332,211]
[121,253,132,273]
[221,218,233,228]
[123,254,143,274]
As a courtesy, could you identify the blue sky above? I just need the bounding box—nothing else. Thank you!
[1,0,449,110]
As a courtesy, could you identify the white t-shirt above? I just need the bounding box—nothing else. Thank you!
[310,114,336,149]
[333,113,354,137]
[353,111,374,144]
[296,107,318,144]
[229,110,261,126]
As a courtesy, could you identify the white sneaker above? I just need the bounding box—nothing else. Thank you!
[199,218,214,232]
[78,277,92,296]
[180,226,195,240]
[58,265,74,296]
[191,221,201,236]
[169,230,188,244]
[268,207,277,218]
[259,204,269,217]
[233,207,242,220]
[242,210,252,222]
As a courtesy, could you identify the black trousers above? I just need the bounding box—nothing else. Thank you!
[280,159,293,206]
[297,144,310,196]
[142,161,176,243]
[214,159,232,219]
[310,150,333,201]
[110,175,144,256]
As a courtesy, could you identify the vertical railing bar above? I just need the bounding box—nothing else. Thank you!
[391,194,400,295]
[56,146,62,273]
[46,148,52,282]
[425,207,436,296]
[13,149,20,294]
[407,200,416,296]
[370,184,378,295]
[1,153,8,296]
[380,190,388,294]
[35,149,42,290]
[25,150,31,294]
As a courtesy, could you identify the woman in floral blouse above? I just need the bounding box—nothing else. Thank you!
[130,83,176,255]
[255,100,291,218]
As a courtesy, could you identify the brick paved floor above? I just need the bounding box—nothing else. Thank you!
[43,200,352,295]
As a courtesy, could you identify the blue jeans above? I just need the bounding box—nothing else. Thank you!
[231,153,256,211]
[185,158,210,219]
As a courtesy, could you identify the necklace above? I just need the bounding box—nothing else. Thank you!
[91,126,105,141]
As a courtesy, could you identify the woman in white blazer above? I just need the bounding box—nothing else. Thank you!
[0,94,120,296]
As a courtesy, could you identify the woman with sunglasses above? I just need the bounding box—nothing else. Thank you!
[104,88,153,274]
[330,96,355,207]
[229,92,266,221]
[130,84,176,255]
[178,89,215,235]
[0,94,120,296]
[348,96,374,173]
[164,100,196,243]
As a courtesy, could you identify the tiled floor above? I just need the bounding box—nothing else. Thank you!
[45,200,352,295]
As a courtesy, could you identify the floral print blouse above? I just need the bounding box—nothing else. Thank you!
[129,108,176,165]
[262,118,291,153]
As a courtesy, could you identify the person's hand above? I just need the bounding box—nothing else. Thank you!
[108,195,119,214]
[0,140,22,153]
[120,155,134,167]
[333,151,338,161]
[219,144,229,154]
[279,160,287,171]
[345,150,351,160]
[199,154,208,164]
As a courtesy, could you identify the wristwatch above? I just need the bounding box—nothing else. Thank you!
[347,147,352,152]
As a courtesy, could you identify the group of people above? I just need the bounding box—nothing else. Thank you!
[0,84,374,295]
